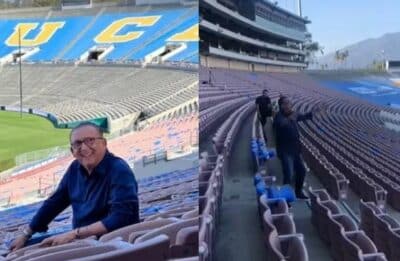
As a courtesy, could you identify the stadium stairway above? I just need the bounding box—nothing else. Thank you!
[214,113,268,261]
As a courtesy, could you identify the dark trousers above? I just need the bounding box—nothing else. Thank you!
[259,115,268,142]
[259,115,267,126]
[279,153,306,194]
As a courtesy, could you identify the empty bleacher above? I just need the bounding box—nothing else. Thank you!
[0,64,197,123]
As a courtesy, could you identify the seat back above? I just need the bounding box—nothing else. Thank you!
[286,236,308,261]
[359,200,383,241]
[26,241,130,261]
[328,214,357,261]
[374,214,400,257]
[8,239,98,261]
[171,225,198,258]
[135,218,198,244]
[267,229,285,261]
[315,199,340,244]
[99,218,177,242]
[389,229,400,261]
[70,235,170,261]
[343,230,378,261]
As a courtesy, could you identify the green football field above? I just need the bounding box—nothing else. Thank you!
[0,111,70,172]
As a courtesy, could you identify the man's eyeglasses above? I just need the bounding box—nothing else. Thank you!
[70,137,104,150]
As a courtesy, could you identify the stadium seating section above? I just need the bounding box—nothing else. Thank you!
[0,8,198,63]
[199,66,400,261]
[0,65,197,123]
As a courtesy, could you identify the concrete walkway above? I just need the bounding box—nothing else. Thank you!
[214,114,332,261]
[215,115,268,261]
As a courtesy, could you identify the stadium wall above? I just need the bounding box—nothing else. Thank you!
[0,106,108,131]
[201,55,299,73]
[108,112,140,136]
[137,97,198,129]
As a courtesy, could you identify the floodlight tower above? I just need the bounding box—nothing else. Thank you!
[296,0,302,17]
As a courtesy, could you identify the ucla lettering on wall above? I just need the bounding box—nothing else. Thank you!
[0,8,198,63]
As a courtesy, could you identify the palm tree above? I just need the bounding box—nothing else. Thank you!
[304,41,324,68]
[334,50,350,69]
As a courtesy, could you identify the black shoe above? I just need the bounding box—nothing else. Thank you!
[296,191,309,200]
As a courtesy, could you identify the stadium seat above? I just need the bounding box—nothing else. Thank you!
[7,238,99,260]
[99,218,178,243]
[134,218,198,258]
[373,214,400,258]
[69,235,170,261]
[171,225,198,258]
[13,240,131,261]
[327,213,358,261]
[262,209,296,240]
[340,230,386,261]
[359,200,384,241]
[258,195,289,217]
[267,229,308,261]
[145,207,198,221]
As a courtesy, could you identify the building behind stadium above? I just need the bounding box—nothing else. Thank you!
[200,0,313,72]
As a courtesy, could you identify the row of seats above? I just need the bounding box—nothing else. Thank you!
[0,167,198,242]
[0,65,197,123]
[309,188,386,261]
[199,90,256,260]
[258,193,308,261]
[5,216,198,260]
[360,200,400,261]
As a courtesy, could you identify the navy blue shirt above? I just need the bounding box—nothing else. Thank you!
[273,111,312,157]
[29,151,139,233]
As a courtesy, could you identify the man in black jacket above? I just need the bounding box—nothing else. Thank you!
[273,96,322,199]
[256,89,273,141]
[256,89,273,127]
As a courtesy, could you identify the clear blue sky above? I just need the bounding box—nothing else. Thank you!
[276,0,400,55]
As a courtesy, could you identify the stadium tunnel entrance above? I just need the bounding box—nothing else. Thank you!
[0,47,39,65]
[145,43,186,64]
[80,45,114,62]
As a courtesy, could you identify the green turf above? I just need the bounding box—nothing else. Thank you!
[0,111,70,172]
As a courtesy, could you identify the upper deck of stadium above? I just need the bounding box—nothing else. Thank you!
[200,0,310,71]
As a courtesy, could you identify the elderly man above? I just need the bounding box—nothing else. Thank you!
[10,122,139,251]
[273,96,323,200]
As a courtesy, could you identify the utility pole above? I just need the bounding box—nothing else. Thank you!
[18,26,23,118]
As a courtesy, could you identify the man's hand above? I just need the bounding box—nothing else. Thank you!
[40,231,76,247]
[9,235,29,252]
